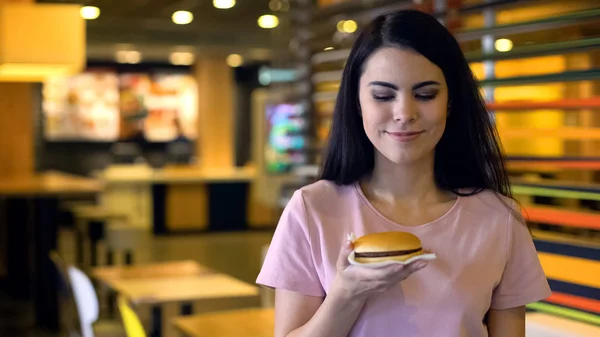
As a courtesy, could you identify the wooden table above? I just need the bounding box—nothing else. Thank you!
[112,274,259,305]
[0,171,102,332]
[92,260,212,287]
[92,262,260,337]
[174,308,274,337]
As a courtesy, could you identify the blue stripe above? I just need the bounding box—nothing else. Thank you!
[534,239,600,261]
[547,278,600,301]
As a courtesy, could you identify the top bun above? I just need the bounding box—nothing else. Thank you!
[353,231,422,253]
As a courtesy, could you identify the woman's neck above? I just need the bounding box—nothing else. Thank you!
[362,152,447,205]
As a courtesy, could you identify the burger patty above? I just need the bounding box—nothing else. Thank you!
[354,247,422,258]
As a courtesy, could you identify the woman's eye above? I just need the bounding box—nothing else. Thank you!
[415,93,437,101]
[373,95,394,102]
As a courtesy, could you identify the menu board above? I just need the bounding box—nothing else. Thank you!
[43,71,120,141]
[43,70,198,143]
[119,73,198,142]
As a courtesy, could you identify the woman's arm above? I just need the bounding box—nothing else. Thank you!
[275,287,367,337]
[274,241,429,337]
[487,306,526,337]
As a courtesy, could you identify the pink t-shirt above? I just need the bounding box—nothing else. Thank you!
[257,180,551,337]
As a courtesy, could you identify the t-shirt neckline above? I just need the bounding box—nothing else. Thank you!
[353,181,462,230]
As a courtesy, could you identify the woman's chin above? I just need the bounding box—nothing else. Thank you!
[377,150,431,165]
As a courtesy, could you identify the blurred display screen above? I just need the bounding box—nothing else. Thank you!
[43,70,120,141]
[119,73,198,142]
[264,103,308,173]
[43,70,198,143]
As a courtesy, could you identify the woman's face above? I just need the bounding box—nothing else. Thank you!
[358,47,448,165]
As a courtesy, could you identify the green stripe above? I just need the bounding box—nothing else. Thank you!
[511,185,600,201]
[527,302,600,326]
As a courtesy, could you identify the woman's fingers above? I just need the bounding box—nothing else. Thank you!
[336,240,354,270]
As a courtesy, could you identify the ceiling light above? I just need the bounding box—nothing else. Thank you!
[172,11,193,25]
[170,52,195,66]
[342,20,357,33]
[226,54,243,67]
[80,6,100,20]
[258,14,279,29]
[213,0,236,9]
[116,51,142,64]
[269,0,282,11]
[324,47,334,51]
[495,38,513,52]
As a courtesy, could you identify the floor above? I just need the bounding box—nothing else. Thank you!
[0,227,275,337]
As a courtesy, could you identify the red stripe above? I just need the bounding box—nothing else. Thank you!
[524,206,600,230]
[545,292,600,314]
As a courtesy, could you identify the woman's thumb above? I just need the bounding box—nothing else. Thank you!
[337,240,354,270]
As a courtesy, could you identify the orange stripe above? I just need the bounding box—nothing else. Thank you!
[508,161,600,170]
[488,97,600,110]
[498,127,600,140]
[524,206,600,230]
[546,292,600,314]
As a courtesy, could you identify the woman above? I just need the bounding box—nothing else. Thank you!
[257,9,551,337]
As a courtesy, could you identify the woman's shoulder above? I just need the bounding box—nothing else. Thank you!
[458,188,518,216]
[293,179,356,208]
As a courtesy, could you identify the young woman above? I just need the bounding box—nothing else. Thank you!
[257,9,551,337]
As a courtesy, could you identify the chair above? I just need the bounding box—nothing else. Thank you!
[67,262,126,337]
[50,251,84,337]
[71,205,138,267]
[117,296,148,337]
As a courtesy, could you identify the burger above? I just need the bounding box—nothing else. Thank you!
[353,231,425,264]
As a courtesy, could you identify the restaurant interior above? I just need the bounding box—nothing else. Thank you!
[0,0,598,336]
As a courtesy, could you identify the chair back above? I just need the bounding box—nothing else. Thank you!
[49,251,83,337]
[68,265,100,337]
[117,296,147,337]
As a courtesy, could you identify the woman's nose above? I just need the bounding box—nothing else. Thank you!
[392,97,417,123]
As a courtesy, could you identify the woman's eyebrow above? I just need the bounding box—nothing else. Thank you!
[368,80,441,91]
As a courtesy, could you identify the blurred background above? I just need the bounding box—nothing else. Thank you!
[0,0,598,337]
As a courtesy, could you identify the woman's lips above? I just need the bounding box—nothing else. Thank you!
[386,130,424,142]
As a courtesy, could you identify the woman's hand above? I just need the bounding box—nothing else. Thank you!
[330,240,429,302]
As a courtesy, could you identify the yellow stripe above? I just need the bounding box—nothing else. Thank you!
[538,252,600,289]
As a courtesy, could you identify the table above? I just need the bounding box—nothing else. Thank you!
[99,165,257,234]
[92,260,212,286]
[92,262,260,337]
[112,274,259,305]
[0,171,102,332]
[174,308,274,337]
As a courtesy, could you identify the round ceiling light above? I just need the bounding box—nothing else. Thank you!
[80,6,100,20]
[172,11,194,25]
[116,51,142,64]
[258,14,279,29]
[170,52,195,66]
[495,38,513,52]
[342,20,358,33]
[213,0,236,9]
[226,54,243,67]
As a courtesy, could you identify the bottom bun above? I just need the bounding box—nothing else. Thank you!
[353,249,424,264]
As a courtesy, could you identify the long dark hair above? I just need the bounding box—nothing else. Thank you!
[319,9,514,203]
